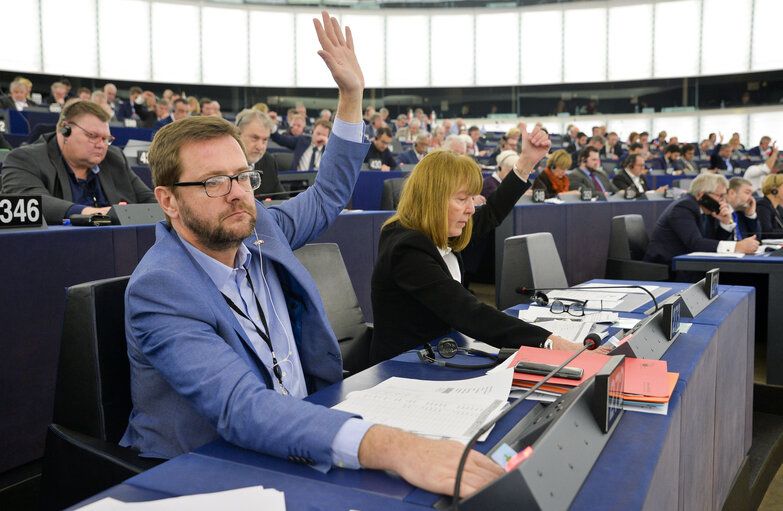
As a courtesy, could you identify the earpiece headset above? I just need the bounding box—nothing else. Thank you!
[771,174,781,195]
[60,123,71,137]
[59,100,75,137]
[417,337,512,370]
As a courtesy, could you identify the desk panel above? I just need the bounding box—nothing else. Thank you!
[351,170,409,211]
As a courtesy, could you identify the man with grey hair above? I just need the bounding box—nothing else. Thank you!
[398,133,429,165]
[365,112,383,139]
[103,83,121,112]
[396,118,422,142]
[235,108,286,198]
[441,134,467,155]
[318,108,332,122]
[0,80,36,110]
[644,173,760,266]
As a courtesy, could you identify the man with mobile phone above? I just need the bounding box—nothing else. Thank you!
[644,173,760,267]
[726,177,761,240]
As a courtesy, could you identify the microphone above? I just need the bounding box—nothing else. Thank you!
[516,284,659,313]
[451,333,600,510]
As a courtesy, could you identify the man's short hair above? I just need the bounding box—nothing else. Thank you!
[9,80,26,92]
[235,108,275,132]
[664,143,680,155]
[379,107,389,115]
[468,125,480,135]
[129,86,143,96]
[578,146,599,163]
[313,119,333,133]
[590,135,605,145]
[91,90,107,102]
[442,134,465,153]
[158,99,170,108]
[57,100,110,132]
[640,131,649,137]
[681,143,695,154]
[728,176,752,192]
[172,98,188,109]
[375,126,393,139]
[103,83,117,92]
[623,153,642,169]
[629,142,643,152]
[762,173,783,195]
[396,113,407,121]
[546,149,572,170]
[690,173,729,196]
[149,116,244,188]
[760,136,771,145]
[409,119,421,128]
[576,132,587,140]
[415,133,429,144]
[369,113,381,123]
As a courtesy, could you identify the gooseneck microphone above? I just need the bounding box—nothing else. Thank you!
[516,284,659,313]
[450,333,601,510]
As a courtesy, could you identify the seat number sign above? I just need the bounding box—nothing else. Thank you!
[0,195,43,228]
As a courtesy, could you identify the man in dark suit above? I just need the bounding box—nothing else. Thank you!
[0,100,156,224]
[649,143,685,172]
[0,80,37,111]
[271,118,331,171]
[749,136,773,158]
[154,98,190,132]
[603,132,624,160]
[364,127,398,170]
[710,143,734,171]
[103,83,122,113]
[235,108,287,199]
[116,86,147,122]
[727,177,761,239]
[398,134,429,166]
[568,146,618,194]
[644,173,759,266]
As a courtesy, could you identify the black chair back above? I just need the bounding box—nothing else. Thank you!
[608,214,648,261]
[294,243,372,374]
[497,233,568,310]
[380,177,407,210]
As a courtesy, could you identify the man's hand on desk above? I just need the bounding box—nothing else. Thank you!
[81,206,111,216]
[357,424,503,497]
[549,334,611,354]
[736,235,760,254]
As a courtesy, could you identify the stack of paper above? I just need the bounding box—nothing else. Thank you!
[332,371,513,443]
[518,306,619,324]
[78,486,286,510]
[507,347,677,416]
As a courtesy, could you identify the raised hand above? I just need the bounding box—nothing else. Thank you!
[516,122,552,173]
[313,11,364,99]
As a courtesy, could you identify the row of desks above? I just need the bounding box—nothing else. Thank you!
[71,282,754,510]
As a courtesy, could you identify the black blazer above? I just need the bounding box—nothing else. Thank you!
[756,196,783,235]
[644,194,733,265]
[369,172,551,364]
[270,131,312,170]
[612,168,649,192]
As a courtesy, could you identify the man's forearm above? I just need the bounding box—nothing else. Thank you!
[335,90,362,124]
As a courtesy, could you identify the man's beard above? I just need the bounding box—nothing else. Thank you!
[180,200,256,252]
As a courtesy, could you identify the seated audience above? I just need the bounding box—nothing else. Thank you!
[613,154,651,194]
[201,100,222,118]
[77,87,91,101]
[744,143,779,194]
[90,91,115,118]
[652,131,667,150]
[429,125,446,150]
[365,113,383,139]
[757,174,783,235]
[272,118,332,171]
[155,100,170,124]
[188,96,200,115]
[154,98,190,131]
[392,114,407,134]
[644,174,759,266]
[649,143,684,173]
[0,100,156,224]
[710,143,734,172]
[467,126,488,157]
[369,124,592,365]
[695,139,712,158]
[749,136,773,158]
[116,86,145,122]
[398,134,429,165]
[102,83,120,112]
[46,81,68,107]
[0,79,37,110]
[286,114,306,136]
[566,132,587,167]
[532,149,575,199]
[482,150,517,198]
[604,132,623,160]
[568,146,619,194]
[318,108,332,122]
[487,135,518,166]
[726,177,761,239]
[680,143,699,174]
[441,134,467,155]
[364,127,398,170]
[396,118,424,142]
[235,108,286,198]
[562,124,579,146]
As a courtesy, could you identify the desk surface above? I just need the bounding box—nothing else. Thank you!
[71,283,754,511]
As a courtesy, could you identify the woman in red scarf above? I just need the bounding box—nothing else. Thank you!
[532,149,578,198]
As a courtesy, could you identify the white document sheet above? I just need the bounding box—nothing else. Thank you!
[332,371,513,444]
[529,320,595,343]
[77,486,286,511]
[518,306,619,324]
[547,290,628,304]
[686,251,745,258]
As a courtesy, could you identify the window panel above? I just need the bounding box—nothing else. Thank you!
[751,0,783,71]
[99,0,150,80]
[563,8,606,83]
[748,111,783,150]
[476,12,519,86]
[608,4,652,81]
[202,7,248,85]
[151,2,200,83]
[0,0,41,72]
[249,11,294,87]
[653,1,700,78]
[701,0,751,75]
[41,0,97,77]
[431,14,473,87]
[699,113,747,143]
[385,15,429,87]
[520,10,562,85]
[341,14,385,88]
[652,116,698,145]
[295,11,334,88]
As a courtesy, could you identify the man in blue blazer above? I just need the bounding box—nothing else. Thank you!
[644,173,760,266]
[120,12,501,497]
[397,134,429,166]
[648,144,685,172]
[153,98,189,132]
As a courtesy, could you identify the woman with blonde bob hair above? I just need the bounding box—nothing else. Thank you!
[369,124,581,364]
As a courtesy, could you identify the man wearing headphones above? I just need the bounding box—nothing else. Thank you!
[0,99,156,224]
[568,146,618,195]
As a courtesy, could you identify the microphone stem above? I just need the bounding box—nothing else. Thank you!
[450,341,594,510]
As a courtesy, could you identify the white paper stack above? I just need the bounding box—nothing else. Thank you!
[77,486,286,511]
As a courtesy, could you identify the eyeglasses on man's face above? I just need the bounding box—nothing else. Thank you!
[68,121,115,146]
[173,168,261,197]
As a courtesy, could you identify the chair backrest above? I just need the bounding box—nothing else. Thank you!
[497,233,568,310]
[380,177,407,210]
[272,150,294,171]
[608,214,649,261]
[293,243,371,374]
[53,276,131,443]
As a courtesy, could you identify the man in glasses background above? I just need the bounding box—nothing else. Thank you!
[1,99,156,224]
